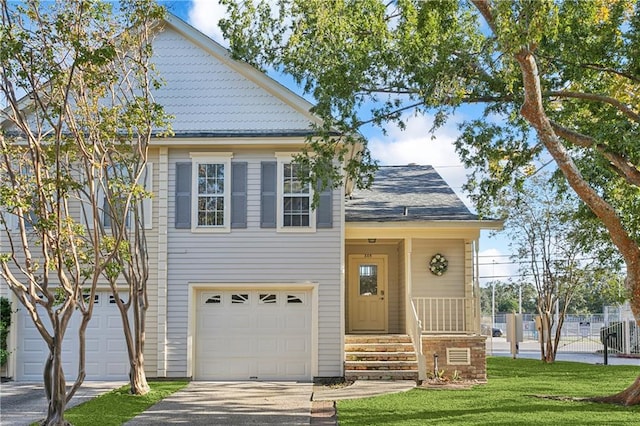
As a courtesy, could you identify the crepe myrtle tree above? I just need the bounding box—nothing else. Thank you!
[220,0,640,404]
[0,1,168,423]
[498,175,594,363]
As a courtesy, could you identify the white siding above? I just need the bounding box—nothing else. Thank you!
[411,239,466,298]
[151,28,313,133]
[165,149,343,378]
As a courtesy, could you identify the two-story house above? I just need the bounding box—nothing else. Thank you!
[2,14,501,383]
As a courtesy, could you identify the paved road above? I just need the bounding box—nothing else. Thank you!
[487,337,640,366]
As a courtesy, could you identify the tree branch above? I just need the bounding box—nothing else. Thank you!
[514,48,640,275]
[550,121,640,187]
[546,90,640,123]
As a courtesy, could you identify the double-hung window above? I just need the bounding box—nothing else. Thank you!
[190,153,232,232]
[276,153,315,231]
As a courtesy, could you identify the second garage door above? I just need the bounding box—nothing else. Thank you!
[195,289,312,381]
[15,292,130,381]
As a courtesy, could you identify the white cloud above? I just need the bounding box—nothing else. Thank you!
[187,0,229,45]
[477,246,518,286]
[368,114,472,209]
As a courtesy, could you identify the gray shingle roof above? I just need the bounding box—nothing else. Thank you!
[345,165,479,222]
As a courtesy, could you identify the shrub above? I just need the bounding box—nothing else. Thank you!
[0,297,11,367]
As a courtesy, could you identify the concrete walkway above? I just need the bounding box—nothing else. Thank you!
[124,382,313,425]
[313,380,416,401]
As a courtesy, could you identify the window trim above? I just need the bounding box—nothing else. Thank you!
[190,152,233,233]
[275,153,316,232]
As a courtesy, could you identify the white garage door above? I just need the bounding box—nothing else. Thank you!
[195,289,312,381]
[16,292,130,381]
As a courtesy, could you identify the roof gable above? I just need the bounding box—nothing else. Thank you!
[346,165,480,222]
[152,14,320,136]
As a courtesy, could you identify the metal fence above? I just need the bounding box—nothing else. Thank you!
[482,303,639,356]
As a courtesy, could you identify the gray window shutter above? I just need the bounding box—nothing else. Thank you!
[231,162,247,229]
[261,161,277,228]
[175,162,192,229]
[316,180,333,228]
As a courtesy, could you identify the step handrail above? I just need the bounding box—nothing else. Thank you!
[409,300,426,381]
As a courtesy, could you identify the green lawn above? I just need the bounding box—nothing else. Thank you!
[62,380,188,426]
[337,357,640,425]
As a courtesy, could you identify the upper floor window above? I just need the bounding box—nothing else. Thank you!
[276,153,315,231]
[283,163,311,227]
[197,163,225,226]
[190,153,232,232]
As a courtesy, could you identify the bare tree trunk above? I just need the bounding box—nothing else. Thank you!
[538,312,555,363]
[130,289,150,394]
[44,342,69,426]
[115,286,150,395]
[129,291,149,394]
[129,351,150,395]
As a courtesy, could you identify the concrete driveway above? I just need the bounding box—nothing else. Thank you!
[125,381,313,425]
[0,381,313,426]
[0,381,125,426]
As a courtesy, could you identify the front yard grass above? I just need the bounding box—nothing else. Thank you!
[63,380,188,426]
[337,357,640,425]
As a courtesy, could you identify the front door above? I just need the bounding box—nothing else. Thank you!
[348,254,388,333]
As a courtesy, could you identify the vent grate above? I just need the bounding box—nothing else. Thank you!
[446,348,471,365]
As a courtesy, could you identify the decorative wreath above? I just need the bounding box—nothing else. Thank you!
[429,253,448,276]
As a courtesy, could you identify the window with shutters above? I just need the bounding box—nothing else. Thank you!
[276,153,316,232]
[189,153,232,232]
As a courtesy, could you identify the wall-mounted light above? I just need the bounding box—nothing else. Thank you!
[368,238,377,244]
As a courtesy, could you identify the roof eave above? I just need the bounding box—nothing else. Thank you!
[345,219,504,230]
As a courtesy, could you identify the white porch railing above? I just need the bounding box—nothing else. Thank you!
[412,297,474,333]
[408,300,426,381]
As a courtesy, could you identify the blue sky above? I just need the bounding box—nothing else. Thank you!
[160,0,517,284]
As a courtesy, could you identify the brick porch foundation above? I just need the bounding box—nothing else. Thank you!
[421,335,487,380]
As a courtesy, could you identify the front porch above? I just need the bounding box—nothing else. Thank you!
[342,165,502,382]
[344,236,487,381]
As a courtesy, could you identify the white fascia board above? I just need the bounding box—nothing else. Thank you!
[346,220,504,230]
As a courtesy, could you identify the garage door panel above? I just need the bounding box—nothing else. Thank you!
[256,337,279,354]
[85,337,101,352]
[211,338,251,355]
[195,289,312,381]
[16,292,130,381]
[284,338,307,354]
[285,362,308,376]
[107,315,122,328]
[106,337,127,353]
[257,360,278,376]
[23,338,45,352]
[256,314,279,329]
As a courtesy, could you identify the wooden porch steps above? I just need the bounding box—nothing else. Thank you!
[344,334,418,381]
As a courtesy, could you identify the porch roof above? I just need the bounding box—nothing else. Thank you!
[345,165,483,223]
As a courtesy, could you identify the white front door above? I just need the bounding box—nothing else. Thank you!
[348,255,388,333]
